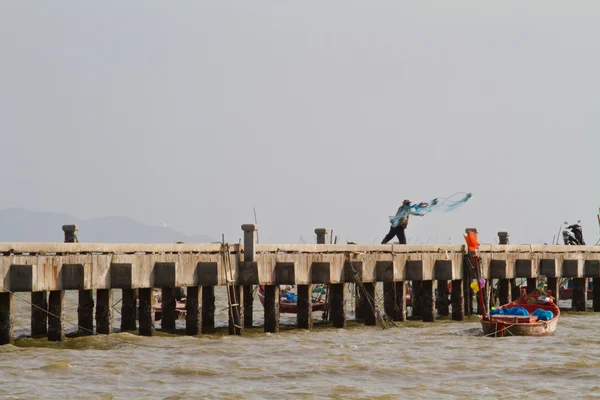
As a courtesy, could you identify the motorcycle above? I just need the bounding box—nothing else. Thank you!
[562,220,585,245]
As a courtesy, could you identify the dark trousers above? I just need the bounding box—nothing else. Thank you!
[382,226,406,244]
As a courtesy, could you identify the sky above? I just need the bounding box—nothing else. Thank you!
[1,1,599,245]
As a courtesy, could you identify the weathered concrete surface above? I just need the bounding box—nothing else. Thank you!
[96,289,112,334]
[383,281,406,322]
[296,284,312,330]
[263,285,279,333]
[77,289,94,335]
[201,286,215,334]
[185,286,202,335]
[48,290,64,342]
[31,291,48,338]
[138,288,154,336]
[121,289,137,331]
[329,283,346,328]
[451,280,464,321]
[0,292,13,345]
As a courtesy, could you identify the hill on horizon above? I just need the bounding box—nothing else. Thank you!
[0,208,216,243]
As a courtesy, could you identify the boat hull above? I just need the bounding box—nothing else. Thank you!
[481,316,558,337]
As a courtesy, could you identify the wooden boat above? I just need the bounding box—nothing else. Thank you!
[257,286,328,314]
[480,292,560,337]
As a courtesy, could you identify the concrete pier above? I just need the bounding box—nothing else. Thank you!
[161,287,176,333]
[2,225,600,344]
[594,278,600,312]
[138,288,154,336]
[263,285,280,333]
[437,280,449,317]
[0,292,13,345]
[451,280,464,321]
[227,285,243,335]
[121,289,137,331]
[48,290,64,342]
[186,286,202,335]
[572,278,587,311]
[96,289,112,334]
[31,291,48,338]
[243,285,254,328]
[78,290,94,335]
[362,283,376,326]
[297,284,313,330]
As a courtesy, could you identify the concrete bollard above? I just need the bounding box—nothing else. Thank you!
[95,289,113,334]
[0,292,14,345]
[121,289,137,331]
[263,285,280,333]
[297,285,313,330]
[186,286,202,335]
[242,224,258,329]
[201,286,215,334]
[314,228,328,245]
[138,288,154,336]
[451,280,464,321]
[62,224,79,243]
[383,282,406,322]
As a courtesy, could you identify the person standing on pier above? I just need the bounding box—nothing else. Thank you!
[381,199,424,244]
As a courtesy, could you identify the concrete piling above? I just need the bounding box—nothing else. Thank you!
[297,284,313,330]
[421,280,436,322]
[138,288,154,336]
[48,290,65,342]
[242,224,258,329]
[121,289,137,331]
[437,280,449,317]
[161,287,176,333]
[186,286,202,335]
[329,283,346,328]
[0,292,14,345]
[593,278,600,312]
[383,281,406,322]
[354,285,366,321]
[78,290,94,335]
[243,285,254,328]
[547,278,559,305]
[511,279,520,301]
[96,289,112,334]
[362,283,376,326]
[451,280,464,321]
[31,291,48,338]
[263,285,280,333]
[526,278,538,295]
[201,286,215,334]
[227,285,243,335]
[572,278,587,311]
[411,281,422,318]
[498,279,511,306]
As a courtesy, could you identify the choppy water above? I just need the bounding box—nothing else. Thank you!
[2,289,600,399]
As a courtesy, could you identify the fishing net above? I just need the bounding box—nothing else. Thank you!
[390,192,472,227]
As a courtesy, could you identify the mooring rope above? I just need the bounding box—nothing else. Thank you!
[0,285,177,349]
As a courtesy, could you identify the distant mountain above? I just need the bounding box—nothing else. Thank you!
[0,208,215,243]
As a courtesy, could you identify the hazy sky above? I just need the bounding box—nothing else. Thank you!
[1,1,599,245]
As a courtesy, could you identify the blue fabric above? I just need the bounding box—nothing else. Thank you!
[389,192,473,227]
[532,308,554,321]
[490,307,529,316]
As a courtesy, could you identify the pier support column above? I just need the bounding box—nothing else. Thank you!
[161,287,176,333]
[547,278,559,305]
[437,280,449,317]
[297,284,313,330]
[201,286,215,334]
[263,285,280,333]
[511,279,520,301]
[499,279,511,306]
[96,289,112,334]
[77,290,94,336]
[354,285,366,321]
[362,283,376,326]
[526,278,538,295]
[138,288,154,336]
[186,286,202,335]
[0,292,14,345]
[31,291,48,338]
[329,283,346,328]
[384,281,406,322]
[121,289,137,331]
[422,280,436,322]
[48,290,65,342]
[228,285,243,335]
[451,280,464,321]
[572,278,587,311]
[243,285,254,328]
[593,278,600,312]
[411,281,422,318]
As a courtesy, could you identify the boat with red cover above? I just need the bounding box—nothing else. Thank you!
[257,286,328,314]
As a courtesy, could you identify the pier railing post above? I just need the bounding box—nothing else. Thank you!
[242,224,258,329]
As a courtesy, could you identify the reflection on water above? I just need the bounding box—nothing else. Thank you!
[2,289,600,398]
